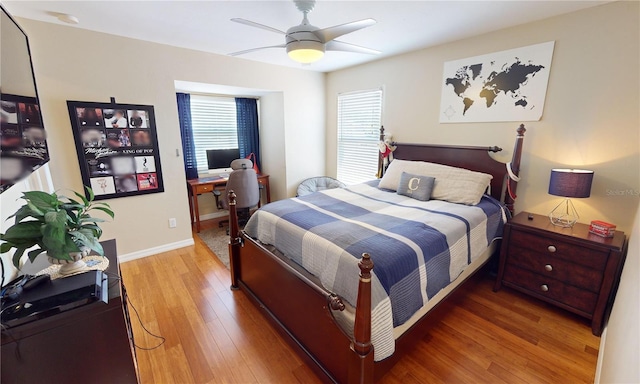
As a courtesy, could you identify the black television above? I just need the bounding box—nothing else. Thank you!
[206,148,240,171]
[0,5,50,193]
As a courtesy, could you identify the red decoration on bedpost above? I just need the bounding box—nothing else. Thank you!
[228,190,241,290]
[505,124,526,216]
[376,126,385,178]
[348,253,375,384]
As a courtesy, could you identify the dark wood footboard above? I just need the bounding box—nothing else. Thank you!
[228,202,368,383]
[228,125,526,383]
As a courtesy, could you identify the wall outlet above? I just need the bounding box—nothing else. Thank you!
[169,218,177,228]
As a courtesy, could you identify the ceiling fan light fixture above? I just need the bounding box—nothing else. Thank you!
[286,40,325,64]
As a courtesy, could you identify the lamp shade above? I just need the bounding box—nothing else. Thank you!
[548,169,594,198]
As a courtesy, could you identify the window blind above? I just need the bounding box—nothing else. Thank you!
[337,89,383,185]
[189,95,238,172]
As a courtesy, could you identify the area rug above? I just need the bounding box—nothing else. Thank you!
[197,226,230,269]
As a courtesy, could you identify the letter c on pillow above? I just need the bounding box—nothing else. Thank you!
[407,177,420,194]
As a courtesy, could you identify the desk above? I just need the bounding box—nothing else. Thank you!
[187,174,270,232]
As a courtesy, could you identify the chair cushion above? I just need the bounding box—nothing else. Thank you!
[297,177,346,197]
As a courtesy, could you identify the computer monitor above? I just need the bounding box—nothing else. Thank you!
[206,148,240,174]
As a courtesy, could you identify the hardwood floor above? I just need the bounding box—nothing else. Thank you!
[120,219,600,383]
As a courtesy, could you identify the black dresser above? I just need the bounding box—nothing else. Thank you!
[1,240,138,383]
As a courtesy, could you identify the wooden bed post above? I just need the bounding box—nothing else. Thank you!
[348,253,375,384]
[228,190,241,290]
[504,124,526,215]
[376,126,385,178]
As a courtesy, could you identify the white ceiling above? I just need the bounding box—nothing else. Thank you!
[4,1,608,73]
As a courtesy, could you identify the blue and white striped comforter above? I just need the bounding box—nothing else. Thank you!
[244,181,507,360]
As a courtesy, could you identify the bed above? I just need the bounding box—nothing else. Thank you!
[227,125,526,383]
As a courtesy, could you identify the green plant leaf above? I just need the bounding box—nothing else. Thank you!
[27,248,44,262]
[1,221,43,241]
[61,203,85,211]
[73,190,89,206]
[79,217,106,223]
[79,227,100,240]
[1,242,13,253]
[70,229,88,243]
[22,191,58,211]
[25,201,45,217]
[85,186,95,202]
[7,204,35,223]
[64,208,78,225]
[42,222,66,253]
[80,232,103,255]
[91,206,115,219]
[0,236,38,250]
[12,247,26,268]
[81,224,102,239]
[80,223,101,231]
[45,210,67,227]
[61,234,80,256]
[66,197,82,206]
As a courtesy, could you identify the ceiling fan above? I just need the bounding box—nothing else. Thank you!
[230,0,380,64]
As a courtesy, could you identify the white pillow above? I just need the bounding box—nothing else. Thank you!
[378,159,493,205]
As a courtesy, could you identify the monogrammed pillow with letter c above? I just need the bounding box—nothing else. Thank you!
[397,172,435,201]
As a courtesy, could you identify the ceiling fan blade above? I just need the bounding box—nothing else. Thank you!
[325,40,381,55]
[314,19,376,43]
[231,18,286,35]
[229,45,287,56]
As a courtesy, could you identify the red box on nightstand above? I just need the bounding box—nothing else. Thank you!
[589,220,616,237]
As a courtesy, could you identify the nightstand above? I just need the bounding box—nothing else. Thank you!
[494,212,627,336]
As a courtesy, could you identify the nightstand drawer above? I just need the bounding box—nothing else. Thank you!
[503,264,598,315]
[195,184,214,194]
[507,245,604,293]
[510,230,607,270]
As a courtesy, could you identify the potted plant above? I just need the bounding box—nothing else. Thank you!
[0,187,114,275]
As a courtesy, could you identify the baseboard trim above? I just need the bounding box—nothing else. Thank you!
[199,211,227,221]
[594,325,608,384]
[119,238,194,263]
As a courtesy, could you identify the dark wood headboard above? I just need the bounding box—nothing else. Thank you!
[380,125,526,214]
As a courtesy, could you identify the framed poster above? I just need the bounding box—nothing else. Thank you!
[1,94,50,193]
[67,100,164,200]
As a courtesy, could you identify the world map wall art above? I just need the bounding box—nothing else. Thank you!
[67,100,164,200]
[440,41,555,123]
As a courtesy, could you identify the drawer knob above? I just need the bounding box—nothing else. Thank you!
[540,284,549,292]
[544,264,553,272]
[547,245,557,253]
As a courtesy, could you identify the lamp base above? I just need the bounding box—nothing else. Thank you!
[549,198,579,227]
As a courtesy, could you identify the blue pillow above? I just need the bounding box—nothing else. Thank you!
[397,172,435,201]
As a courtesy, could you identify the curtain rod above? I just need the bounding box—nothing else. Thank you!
[178,91,260,100]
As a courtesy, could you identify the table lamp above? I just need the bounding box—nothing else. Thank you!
[548,168,594,227]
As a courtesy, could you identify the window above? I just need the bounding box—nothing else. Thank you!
[189,95,238,173]
[337,89,383,185]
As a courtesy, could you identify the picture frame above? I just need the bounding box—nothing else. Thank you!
[67,100,164,200]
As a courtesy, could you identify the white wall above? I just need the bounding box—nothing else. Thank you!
[260,92,287,201]
[326,1,639,233]
[17,18,325,257]
[597,205,639,383]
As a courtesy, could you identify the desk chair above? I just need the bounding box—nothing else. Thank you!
[216,159,260,229]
